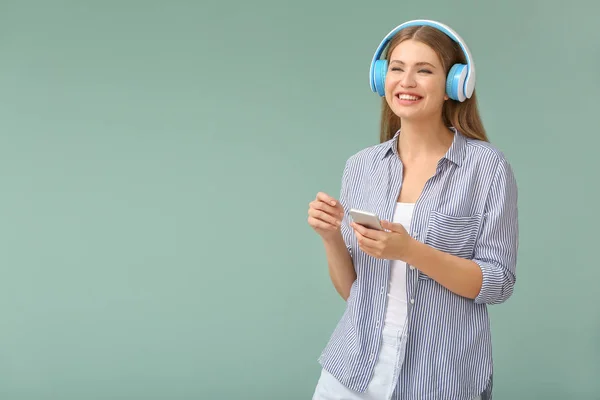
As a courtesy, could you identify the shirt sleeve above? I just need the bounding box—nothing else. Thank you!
[473,157,519,305]
[338,160,354,259]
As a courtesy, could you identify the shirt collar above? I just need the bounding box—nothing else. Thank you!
[381,126,466,166]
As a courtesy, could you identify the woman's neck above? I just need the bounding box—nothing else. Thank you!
[397,119,454,164]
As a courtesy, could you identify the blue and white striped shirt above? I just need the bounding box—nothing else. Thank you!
[318,128,518,400]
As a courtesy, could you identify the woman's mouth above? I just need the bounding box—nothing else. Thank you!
[396,93,423,105]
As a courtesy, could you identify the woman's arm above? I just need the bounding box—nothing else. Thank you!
[327,161,357,301]
[323,233,356,301]
[403,241,483,299]
[309,160,357,301]
[406,158,519,303]
[353,158,518,304]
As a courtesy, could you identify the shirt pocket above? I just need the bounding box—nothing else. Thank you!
[424,210,481,260]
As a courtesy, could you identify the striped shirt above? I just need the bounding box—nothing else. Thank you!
[317,128,518,400]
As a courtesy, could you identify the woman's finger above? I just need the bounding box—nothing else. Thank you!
[308,216,338,231]
[310,199,343,219]
[351,222,384,240]
[354,227,378,248]
[316,192,338,207]
[309,208,340,227]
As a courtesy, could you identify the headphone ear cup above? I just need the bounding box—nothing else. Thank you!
[373,59,388,97]
[446,64,467,102]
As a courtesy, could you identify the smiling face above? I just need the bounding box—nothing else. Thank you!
[384,39,448,123]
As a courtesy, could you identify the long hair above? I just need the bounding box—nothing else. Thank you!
[379,25,488,143]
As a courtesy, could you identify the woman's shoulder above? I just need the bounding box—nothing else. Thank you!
[462,134,513,168]
[344,139,395,168]
[459,134,518,190]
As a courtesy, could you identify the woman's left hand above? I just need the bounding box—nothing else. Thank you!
[351,220,415,260]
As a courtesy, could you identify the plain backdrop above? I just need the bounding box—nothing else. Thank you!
[0,1,598,399]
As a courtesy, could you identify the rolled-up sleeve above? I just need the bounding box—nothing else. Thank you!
[473,158,519,305]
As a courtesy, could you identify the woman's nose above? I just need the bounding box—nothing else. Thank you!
[400,71,416,88]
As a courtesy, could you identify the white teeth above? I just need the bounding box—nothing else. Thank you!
[398,94,421,101]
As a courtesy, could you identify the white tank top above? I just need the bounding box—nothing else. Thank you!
[383,202,415,329]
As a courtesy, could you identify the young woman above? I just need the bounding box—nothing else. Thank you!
[307,20,518,400]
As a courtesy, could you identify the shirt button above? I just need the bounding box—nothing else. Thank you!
[409,265,415,270]
[375,321,380,328]
[369,353,375,362]
[410,298,415,304]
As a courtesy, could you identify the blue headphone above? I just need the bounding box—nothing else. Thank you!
[369,19,476,102]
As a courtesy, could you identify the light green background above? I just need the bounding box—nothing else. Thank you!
[0,1,598,399]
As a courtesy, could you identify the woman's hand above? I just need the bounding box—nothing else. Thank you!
[308,192,345,241]
[351,220,415,260]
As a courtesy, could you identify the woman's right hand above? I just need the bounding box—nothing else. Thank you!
[308,192,345,241]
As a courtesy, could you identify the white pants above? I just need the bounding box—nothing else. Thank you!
[312,323,482,400]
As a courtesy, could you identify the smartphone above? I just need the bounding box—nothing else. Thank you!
[348,209,384,231]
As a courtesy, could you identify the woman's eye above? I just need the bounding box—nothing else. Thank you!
[390,67,431,74]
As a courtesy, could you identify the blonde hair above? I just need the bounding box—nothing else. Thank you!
[379,25,488,143]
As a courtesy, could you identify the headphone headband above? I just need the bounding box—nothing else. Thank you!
[369,19,476,101]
